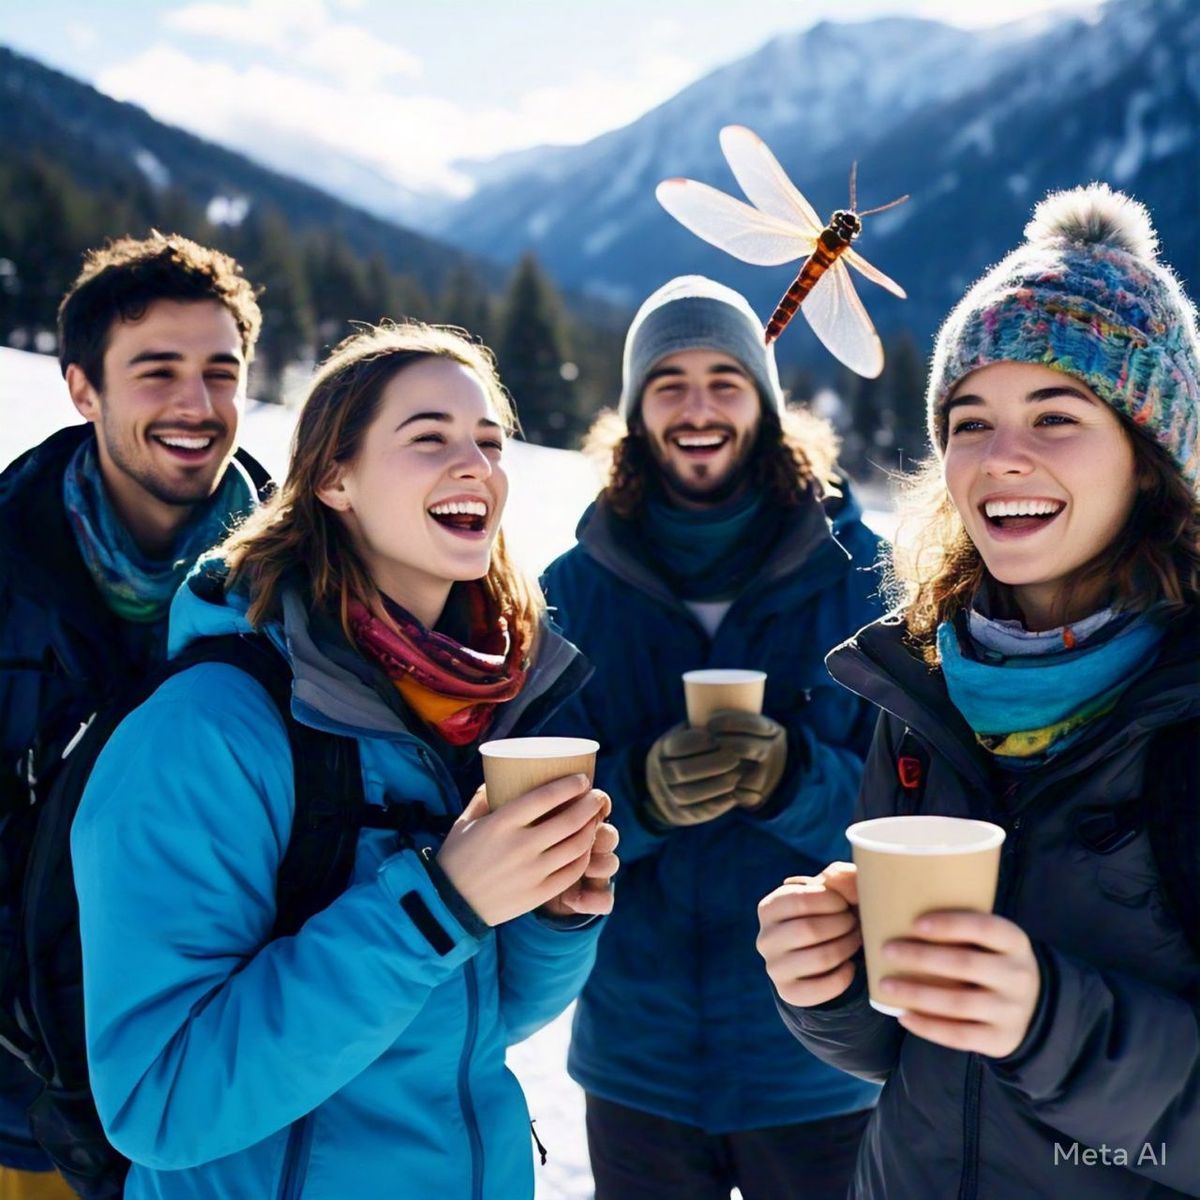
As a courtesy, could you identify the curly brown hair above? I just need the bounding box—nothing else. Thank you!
[886,417,1200,663]
[218,321,543,653]
[57,231,263,389]
[583,404,842,519]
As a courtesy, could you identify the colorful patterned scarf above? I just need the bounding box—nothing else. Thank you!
[349,583,529,745]
[937,608,1165,765]
[63,436,255,624]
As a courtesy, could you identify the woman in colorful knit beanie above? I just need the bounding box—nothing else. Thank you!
[757,184,1200,1199]
[71,322,617,1199]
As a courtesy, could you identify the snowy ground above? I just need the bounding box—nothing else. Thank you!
[0,346,891,1199]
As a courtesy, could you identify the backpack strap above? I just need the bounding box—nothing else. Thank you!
[1142,717,1200,958]
[156,634,367,939]
[161,635,456,937]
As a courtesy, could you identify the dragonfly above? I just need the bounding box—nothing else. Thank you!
[655,125,908,378]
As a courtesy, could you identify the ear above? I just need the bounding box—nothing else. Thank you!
[315,463,353,513]
[66,364,101,422]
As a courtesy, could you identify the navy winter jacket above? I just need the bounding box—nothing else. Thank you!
[781,610,1200,1199]
[541,485,885,1131]
[0,424,270,1170]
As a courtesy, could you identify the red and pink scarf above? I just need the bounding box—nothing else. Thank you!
[348,584,528,745]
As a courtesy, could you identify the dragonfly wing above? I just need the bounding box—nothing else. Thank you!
[843,247,907,298]
[801,262,885,379]
[656,178,815,266]
[719,125,825,234]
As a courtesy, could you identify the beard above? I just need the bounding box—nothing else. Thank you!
[100,418,232,507]
[646,423,760,507]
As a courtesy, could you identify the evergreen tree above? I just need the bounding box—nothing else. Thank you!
[884,331,929,472]
[438,263,494,345]
[495,254,577,446]
[242,208,316,403]
[306,232,369,347]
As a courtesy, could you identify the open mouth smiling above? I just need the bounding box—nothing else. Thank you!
[427,498,489,535]
[980,496,1066,534]
[151,433,219,460]
[671,431,731,456]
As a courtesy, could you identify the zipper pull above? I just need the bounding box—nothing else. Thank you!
[530,1119,549,1166]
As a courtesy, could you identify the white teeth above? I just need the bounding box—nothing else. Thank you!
[675,435,726,448]
[158,435,213,450]
[428,500,487,517]
[984,499,1063,518]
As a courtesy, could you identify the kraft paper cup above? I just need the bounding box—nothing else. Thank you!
[846,815,1006,1017]
[478,737,599,811]
[682,669,766,728]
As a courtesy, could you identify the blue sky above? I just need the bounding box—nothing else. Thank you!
[0,0,1093,196]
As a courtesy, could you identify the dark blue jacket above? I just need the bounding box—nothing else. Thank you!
[540,485,885,1131]
[0,425,270,1170]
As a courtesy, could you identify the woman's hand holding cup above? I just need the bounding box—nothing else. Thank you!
[756,862,862,1007]
[437,775,610,926]
[541,789,618,918]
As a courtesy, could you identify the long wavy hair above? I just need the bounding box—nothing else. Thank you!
[583,403,842,519]
[219,322,543,653]
[886,416,1200,663]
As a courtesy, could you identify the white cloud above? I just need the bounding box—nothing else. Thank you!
[96,43,700,199]
[164,0,422,88]
[65,23,99,52]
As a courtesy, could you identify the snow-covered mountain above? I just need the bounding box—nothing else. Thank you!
[428,0,1198,369]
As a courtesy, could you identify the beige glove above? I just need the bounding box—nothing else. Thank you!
[706,710,789,810]
[644,725,742,828]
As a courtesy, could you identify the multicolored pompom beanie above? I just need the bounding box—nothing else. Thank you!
[926,182,1200,489]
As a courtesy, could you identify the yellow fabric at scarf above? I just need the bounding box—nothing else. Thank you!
[977,690,1121,759]
[394,674,476,725]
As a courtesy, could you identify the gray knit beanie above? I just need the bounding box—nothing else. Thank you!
[618,275,784,421]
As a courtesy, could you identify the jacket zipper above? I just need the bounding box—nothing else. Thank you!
[461,960,484,1200]
[276,1113,314,1200]
[957,798,1025,1200]
[414,746,486,1200]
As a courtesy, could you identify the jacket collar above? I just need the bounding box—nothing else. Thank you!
[827,606,1200,798]
[575,482,856,609]
[279,586,590,744]
[0,424,272,611]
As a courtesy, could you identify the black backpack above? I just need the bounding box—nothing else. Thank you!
[894,719,1200,957]
[0,632,452,1199]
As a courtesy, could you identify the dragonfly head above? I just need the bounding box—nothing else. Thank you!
[829,210,862,241]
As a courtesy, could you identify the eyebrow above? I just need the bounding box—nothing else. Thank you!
[127,350,243,368]
[945,384,1097,414]
[643,363,750,386]
[396,411,504,432]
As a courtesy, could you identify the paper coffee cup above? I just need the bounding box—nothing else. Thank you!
[682,669,766,728]
[478,737,599,810]
[846,816,1006,1017]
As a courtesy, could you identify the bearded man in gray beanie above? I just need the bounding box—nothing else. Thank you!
[540,275,884,1200]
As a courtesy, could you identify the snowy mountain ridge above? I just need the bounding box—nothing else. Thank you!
[428,0,1198,374]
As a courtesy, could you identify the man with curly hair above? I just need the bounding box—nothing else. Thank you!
[541,275,885,1200]
[0,233,271,1196]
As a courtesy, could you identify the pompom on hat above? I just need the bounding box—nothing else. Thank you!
[618,275,784,421]
[927,182,1200,489]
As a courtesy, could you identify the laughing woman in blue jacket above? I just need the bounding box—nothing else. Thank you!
[71,323,618,1200]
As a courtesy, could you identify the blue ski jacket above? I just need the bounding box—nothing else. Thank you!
[540,486,884,1131]
[72,569,601,1199]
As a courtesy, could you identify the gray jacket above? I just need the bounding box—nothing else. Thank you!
[780,610,1200,1199]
